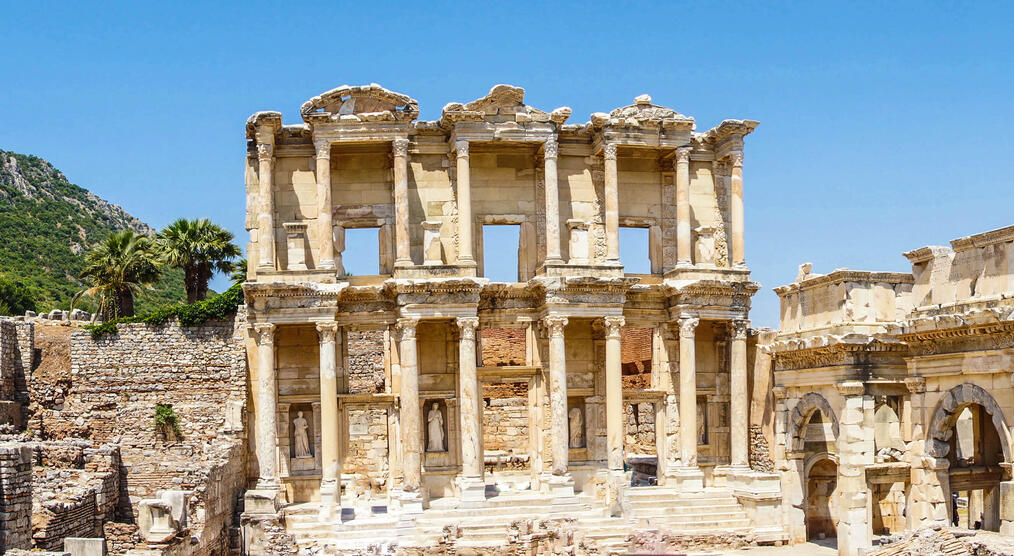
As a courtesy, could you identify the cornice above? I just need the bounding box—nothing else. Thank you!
[773,269,913,296]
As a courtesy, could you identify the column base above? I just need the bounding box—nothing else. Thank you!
[456,476,487,508]
[391,488,425,515]
[668,466,705,492]
[540,473,576,501]
[243,489,280,515]
[319,260,336,270]
[318,483,339,521]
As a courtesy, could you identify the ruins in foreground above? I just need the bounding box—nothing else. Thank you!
[0,84,1012,556]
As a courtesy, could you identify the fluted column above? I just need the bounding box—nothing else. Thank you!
[316,321,340,516]
[393,138,412,267]
[315,139,336,270]
[674,147,692,267]
[544,139,562,263]
[253,323,278,488]
[456,317,485,502]
[256,136,276,269]
[678,317,699,468]
[730,151,745,268]
[730,319,749,467]
[455,140,474,264]
[604,316,625,471]
[603,143,620,262]
[397,318,422,506]
[544,316,570,477]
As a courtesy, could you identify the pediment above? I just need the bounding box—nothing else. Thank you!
[300,83,419,123]
[441,84,571,127]
[591,94,695,129]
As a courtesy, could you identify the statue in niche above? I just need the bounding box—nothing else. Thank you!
[695,226,717,266]
[427,403,445,452]
[697,404,707,446]
[569,407,584,448]
[293,411,311,458]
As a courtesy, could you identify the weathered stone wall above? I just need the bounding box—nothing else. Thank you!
[347,329,385,394]
[0,442,32,552]
[623,401,656,455]
[482,382,528,457]
[342,405,389,504]
[0,319,32,417]
[481,327,526,367]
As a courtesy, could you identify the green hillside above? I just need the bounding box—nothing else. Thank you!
[0,150,186,314]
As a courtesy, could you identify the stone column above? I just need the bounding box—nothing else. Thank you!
[730,319,749,468]
[674,316,704,490]
[837,381,873,556]
[253,323,278,488]
[397,318,423,511]
[543,315,574,496]
[314,139,336,270]
[316,321,340,518]
[543,138,562,264]
[455,140,474,264]
[603,143,620,263]
[674,147,692,267]
[393,138,412,267]
[256,136,276,270]
[604,316,625,472]
[456,317,484,503]
[729,151,745,268]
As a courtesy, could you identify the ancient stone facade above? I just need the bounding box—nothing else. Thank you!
[763,224,1014,555]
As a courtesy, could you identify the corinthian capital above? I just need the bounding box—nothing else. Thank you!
[256,143,274,162]
[678,317,699,339]
[396,317,419,339]
[252,323,276,345]
[603,143,618,161]
[392,138,409,158]
[314,139,331,159]
[315,321,338,343]
[730,319,749,340]
[454,140,469,159]
[543,315,568,337]
[729,151,744,168]
[674,146,691,167]
[456,317,479,341]
[543,139,558,160]
[603,316,625,338]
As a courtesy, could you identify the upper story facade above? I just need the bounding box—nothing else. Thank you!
[244,84,757,287]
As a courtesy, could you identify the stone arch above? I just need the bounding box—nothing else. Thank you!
[926,382,1013,461]
[788,392,840,453]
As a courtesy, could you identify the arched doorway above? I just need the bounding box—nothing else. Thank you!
[806,456,838,540]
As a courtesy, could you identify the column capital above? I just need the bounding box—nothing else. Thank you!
[543,315,568,336]
[677,317,699,339]
[314,139,331,159]
[456,317,479,340]
[252,322,276,344]
[315,321,338,342]
[256,143,274,162]
[392,138,409,158]
[836,380,865,397]
[454,140,469,159]
[543,138,558,160]
[603,142,618,161]
[730,319,749,340]
[674,146,692,167]
[729,151,744,168]
[603,316,625,338]
[904,376,926,393]
[397,317,419,339]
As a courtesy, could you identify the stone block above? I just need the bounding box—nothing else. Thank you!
[243,489,279,515]
[64,537,107,556]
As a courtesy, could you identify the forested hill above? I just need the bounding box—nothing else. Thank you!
[0,150,186,313]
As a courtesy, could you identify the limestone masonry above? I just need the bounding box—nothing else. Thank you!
[0,83,1011,556]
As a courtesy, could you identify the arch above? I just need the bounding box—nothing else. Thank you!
[787,392,840,453]
[926,382,1013,461]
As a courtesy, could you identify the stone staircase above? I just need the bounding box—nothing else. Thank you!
[621,487,752,533]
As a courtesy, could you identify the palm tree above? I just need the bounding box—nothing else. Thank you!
[74,230,161,319]
[156,218,241,303]
[229,258,248,283]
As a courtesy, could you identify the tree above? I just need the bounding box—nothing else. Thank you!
[230,258,248,283]
[155,218,241,303]
[74,230,161,319]
[0,277,35,316]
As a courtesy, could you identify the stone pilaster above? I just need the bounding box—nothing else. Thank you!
[673,316,703,491]
[316,321,340,519]
[604,316,625,472]
[256,135,276,270]
[542,315,574,497]
[674,147,692,266]
[253,323,278,489]
[393,138,411,267]
[397,318,423,512]
[314,139,336,270]
[730,319,749,467]
[836,381,873,556]
[455,140,474,264]
[729,151,745,268]
[603,143,620,263]
[455,317,485,504]
[543,138,562,263]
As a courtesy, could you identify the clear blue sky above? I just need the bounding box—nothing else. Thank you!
[2,1,1012,327]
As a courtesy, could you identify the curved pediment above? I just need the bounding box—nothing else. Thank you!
[591,94,695,130]
[441,84,571,127]
[300,83,419,123]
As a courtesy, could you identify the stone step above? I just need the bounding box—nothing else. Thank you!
[626,500,743,513]
[631,518,752,531]
[419,502,588,520]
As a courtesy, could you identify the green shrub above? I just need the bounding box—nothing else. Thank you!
[84,282,244,338]
[154,403,182,441]
[0,277,36,316]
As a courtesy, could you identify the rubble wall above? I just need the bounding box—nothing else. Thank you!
[0,442,32,552]
[347,328,385,393]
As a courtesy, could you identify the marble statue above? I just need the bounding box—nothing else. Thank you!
[427,402,445,452]
[293,411,311,458]
[569,407,584,448]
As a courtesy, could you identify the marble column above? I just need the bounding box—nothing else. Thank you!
[675,316,703,490]
[393,138,412,267]
[603,143,620,263]
[253,323,278,488]
[397,318,423,510]
[256,135,276,270]
[674,147,692,267]
[544,138,562,264]
[730,151,745,268]
[316,321,340,518]
[730,319,749,468]
[543,315,573,495]
[455,140,474,264]
[314,139,336,270]
[456,317,485,503]
[604,316,625,471]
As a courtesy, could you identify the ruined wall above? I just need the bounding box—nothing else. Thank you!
[0,319,32,425]
[482,382,528,462]
[623,402,656,455]
[342,405,390,504]
[347,328,385,393]
[0,442,32,552]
